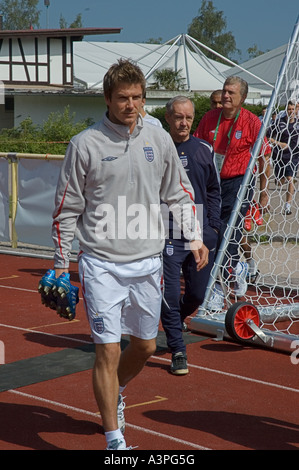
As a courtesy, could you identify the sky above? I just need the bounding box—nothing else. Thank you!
[37,0,299,62]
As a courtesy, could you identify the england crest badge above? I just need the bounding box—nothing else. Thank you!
[166,244,174,256]
[144,147,154,162]
[93,317,105,334]
[180,155,188,167]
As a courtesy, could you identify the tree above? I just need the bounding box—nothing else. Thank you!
[146,37,163,44]
[187,0,240,62]
[0,0,40,29]
[59,13,83,29]
[247,44,266,59]
[149,68,186,91]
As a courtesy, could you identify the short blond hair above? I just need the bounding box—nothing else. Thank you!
[103,58,146,100]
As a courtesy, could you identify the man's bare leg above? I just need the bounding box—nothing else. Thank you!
[118,336,156,387]
[93,336,156,437]
[93,342,121,432]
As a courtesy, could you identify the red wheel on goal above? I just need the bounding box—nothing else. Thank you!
[225,302,260,342]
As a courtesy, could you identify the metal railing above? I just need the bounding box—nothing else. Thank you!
[0,152,64,249]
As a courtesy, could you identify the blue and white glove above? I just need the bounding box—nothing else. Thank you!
[38,270,79,320]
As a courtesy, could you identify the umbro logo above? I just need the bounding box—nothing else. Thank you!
[102,156,118,161]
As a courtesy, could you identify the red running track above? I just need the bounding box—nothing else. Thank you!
[0,253,298,451]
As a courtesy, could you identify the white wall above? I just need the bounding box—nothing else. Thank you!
[14,94,107,127]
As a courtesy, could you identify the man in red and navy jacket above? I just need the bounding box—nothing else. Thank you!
[194,76,271,281]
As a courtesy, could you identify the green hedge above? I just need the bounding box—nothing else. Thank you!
[150,96,264,134]
[0,100,264,155]
[0,106,94,154]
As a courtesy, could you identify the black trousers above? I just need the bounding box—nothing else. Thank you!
[161,225,219,354]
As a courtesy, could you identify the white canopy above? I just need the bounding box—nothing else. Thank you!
[73,34,283,103]
[223,44,287,91]
[73,34,229,92]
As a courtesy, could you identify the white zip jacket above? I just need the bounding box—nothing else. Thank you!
[52,114,202,269]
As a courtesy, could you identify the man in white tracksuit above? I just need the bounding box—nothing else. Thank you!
[52,59,208,450]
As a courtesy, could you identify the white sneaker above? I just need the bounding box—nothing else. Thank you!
[207,283,224,311]
[284,203,292,215]
[117,394,126,435]
[106,438,131,450]
[233,262,248,297]
[246,259,259,284]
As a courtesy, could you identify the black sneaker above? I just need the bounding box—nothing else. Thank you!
[171,352,189,375]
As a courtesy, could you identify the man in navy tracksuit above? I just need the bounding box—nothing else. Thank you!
[161,96,221,375]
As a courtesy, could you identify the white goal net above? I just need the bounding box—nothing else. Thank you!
[190,16,299,353]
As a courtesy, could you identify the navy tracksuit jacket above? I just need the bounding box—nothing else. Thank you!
[161,135,222,354]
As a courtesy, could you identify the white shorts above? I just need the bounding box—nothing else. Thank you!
[78,253,162,344]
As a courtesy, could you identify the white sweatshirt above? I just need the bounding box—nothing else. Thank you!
[52,114,201,269]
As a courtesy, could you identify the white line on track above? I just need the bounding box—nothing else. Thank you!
[0,284,36,293]
[0,322,90,344]
[154,356,299,393]
[1,262,298,448]
[0,283,84,299]
[8,389,209,450]
[1,320,298,450]
[0,322,298,393]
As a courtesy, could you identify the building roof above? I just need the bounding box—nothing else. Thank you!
[73,34,229,92]
[72,34,267,99]
[0,27,122,41]
[2,29,284,103]
[223,44,287,91]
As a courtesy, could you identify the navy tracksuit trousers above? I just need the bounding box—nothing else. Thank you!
[161,225,219,354]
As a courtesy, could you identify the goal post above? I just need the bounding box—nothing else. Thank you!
[190,15,299,354]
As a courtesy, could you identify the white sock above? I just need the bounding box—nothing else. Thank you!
[105,429,123,443]
[247,258,256,274]
[119,385,126,394]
